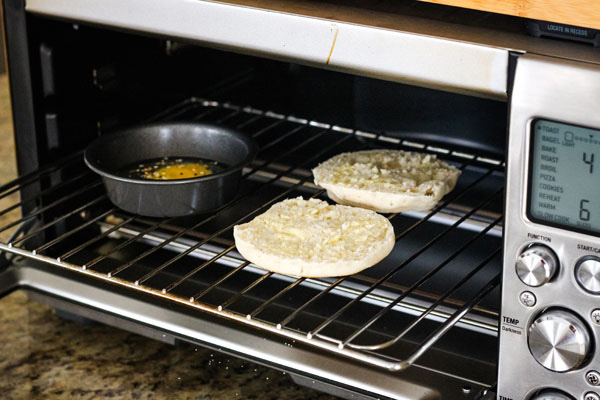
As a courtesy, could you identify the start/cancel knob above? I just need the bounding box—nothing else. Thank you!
[528,309,592,372]
[575,256,600,294]
[516,244,559,287]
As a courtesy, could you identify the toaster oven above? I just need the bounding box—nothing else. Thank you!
[1,1,600,399]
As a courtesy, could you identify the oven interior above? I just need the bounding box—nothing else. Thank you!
[1,15,508,399]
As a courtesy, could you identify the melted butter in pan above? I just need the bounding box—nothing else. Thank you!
[122,157,228,180]
[147,163,213,179]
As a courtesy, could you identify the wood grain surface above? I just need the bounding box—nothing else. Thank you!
[417,0,600,30]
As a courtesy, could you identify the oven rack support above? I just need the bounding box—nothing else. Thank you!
[0,98,503,382]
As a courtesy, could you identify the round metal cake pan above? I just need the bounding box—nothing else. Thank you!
[84,122,257,217]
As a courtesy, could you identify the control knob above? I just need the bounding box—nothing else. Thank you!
[528,309,592,372]
[530,390,575,400]
[516,244,558,287]
[575,256,600,294]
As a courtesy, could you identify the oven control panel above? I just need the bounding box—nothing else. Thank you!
[497,54,600,399]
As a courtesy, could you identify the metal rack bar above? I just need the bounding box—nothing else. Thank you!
[158,244,235,290]
[277,276,346,329]
[219,271,274,311]
[189,260,251,301]
[0,181,102,235]
[154,101,210,123]
[248,277,306,319]
[0,170,91,219]
[247,124,307,154]
[59,214,138,261]
[35,207,118,253]
[233,113,263,130]
[213,108,242,123]
[0,151,82,200]
[135,242,234,285]
[11,196,108,247]
[82,216,176,269]
[246,119,284,138]
[186,104,221,122]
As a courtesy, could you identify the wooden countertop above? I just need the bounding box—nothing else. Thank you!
[418,0,600,30]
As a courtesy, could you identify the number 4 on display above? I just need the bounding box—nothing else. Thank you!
[583,152,594,174]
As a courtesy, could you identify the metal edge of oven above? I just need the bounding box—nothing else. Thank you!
[22,0,600,102]
[23,0,510,100]
[0,261,494,400]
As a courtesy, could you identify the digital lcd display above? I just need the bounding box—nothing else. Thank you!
[529,119,600,236]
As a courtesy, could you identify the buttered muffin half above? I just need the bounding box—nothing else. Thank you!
[233,198,394,278]
[312,149,461,213]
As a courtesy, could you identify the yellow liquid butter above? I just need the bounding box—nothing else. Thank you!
[121,157,227,180]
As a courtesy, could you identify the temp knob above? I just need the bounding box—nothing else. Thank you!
[528,309,592,372]
[516,244,558,287]
[575,256,600,294]
[530,390,575,400]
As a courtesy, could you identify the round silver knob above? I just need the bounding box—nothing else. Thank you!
[516,244,558,287]
[575,257,600,294]
[528,309,592,372]
[530,390,575,400]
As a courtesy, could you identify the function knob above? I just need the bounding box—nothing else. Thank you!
[528,309,592,372]
[516,244,558,287]
[530,390,575,400]
[575,256,600,294]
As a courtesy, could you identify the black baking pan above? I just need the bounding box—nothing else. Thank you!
[84,122,257,217]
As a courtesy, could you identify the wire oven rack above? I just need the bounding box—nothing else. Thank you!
[0,98,504,374]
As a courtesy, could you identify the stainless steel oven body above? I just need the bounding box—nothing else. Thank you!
[1,1,600,399]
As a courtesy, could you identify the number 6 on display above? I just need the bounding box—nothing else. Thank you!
[580,199,591,221]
